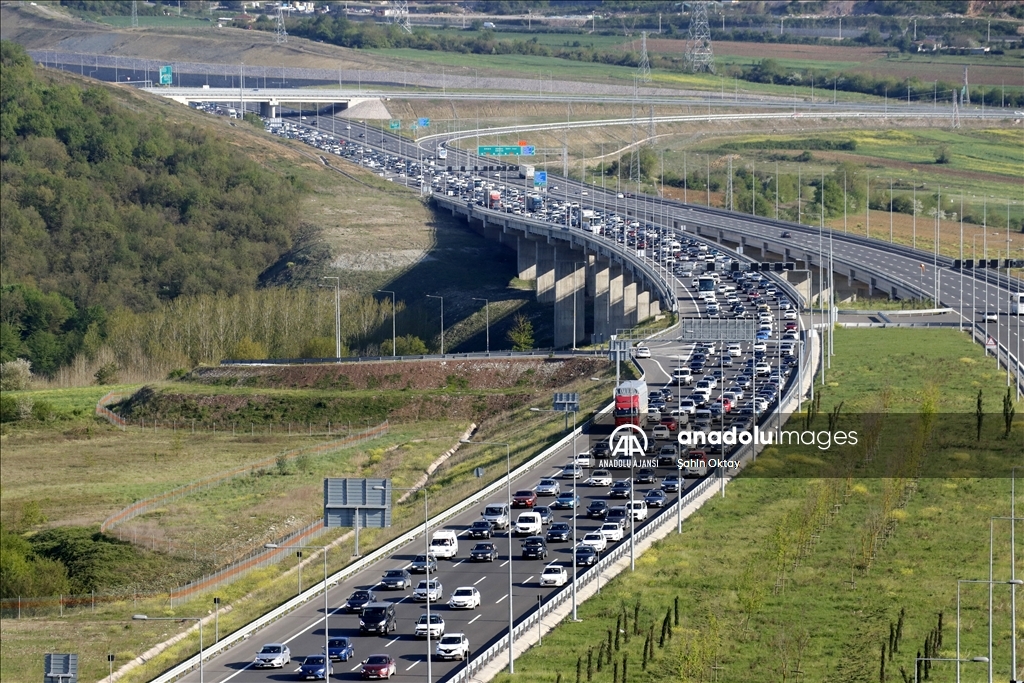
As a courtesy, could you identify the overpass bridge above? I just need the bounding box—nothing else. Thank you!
[141,87,381,118]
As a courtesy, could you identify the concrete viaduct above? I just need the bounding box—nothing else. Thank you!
[433,195,677,349]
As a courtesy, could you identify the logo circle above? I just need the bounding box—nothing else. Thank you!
[608,423,648,455]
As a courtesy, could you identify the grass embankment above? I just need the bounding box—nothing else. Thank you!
[0,359,620,682]
[500,328,1022,683]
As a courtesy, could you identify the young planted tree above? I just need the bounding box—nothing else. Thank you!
[1003,387,1016,438]
[506,313,535,351]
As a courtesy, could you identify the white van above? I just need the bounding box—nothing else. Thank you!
[429,530,459,559]
[515,513,542,536]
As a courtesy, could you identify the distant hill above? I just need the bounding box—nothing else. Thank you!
[0,41,306,372]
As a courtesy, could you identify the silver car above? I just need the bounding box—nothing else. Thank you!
[254,643,291,668]
[535,478,561,496]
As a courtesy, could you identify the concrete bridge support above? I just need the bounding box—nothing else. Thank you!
[517,236,537,281]
[622,275,638,329]
[609,264,626,333]
[592,258,612,343]
[554,258,586,348]
[536,243,556,305]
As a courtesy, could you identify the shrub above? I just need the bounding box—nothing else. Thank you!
[31,400,55,422]
[94,362,119,385]
[0,358,33,391]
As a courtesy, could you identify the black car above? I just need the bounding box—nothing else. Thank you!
[546,522,572,542]
[470,542,498,562]
[644,489,668,507]
[591,441,610,458]
[781,231,793,238]
[359,602,397,635]
[521,536,548,560]
[345,589,377,614]
[410,554,438,574]
[468,520,493,539]
[635,469,657,484]
[575,544,598,566]
[586,500,609,519]
[609,480,632,499]
[379,569,412,590]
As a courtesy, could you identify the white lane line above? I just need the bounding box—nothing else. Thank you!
[406,661,420,671]
[500,560,510,567]
[496,594,508,604]
[293,667,302,672]
[351,663,363,671]
[524,576,534,584]
[469,614,482,624]
[386,637,400,648]
[474,576,486,585]
[220,663,254,682]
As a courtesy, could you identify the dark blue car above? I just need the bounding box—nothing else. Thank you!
[299,655,333,680]
[326,637,354,662]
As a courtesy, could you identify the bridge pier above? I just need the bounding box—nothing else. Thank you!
[637,289,651,324]
[554,258,586,348]
[622,274,638,328]
[610,264,626,333]
[592,258,612,342]
[536,242,556,304]
[517,236,537,281]
[259,101,278,118]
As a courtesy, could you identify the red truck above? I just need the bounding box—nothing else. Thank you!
[614,380,649,428]
[488,190,502,210]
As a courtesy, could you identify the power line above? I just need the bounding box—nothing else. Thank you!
[389,0,412,34]
[275,7,287,44]
[131,0,138,28]
[637,31,652,83]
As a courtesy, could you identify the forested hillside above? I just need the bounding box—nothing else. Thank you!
[0,41,305,373]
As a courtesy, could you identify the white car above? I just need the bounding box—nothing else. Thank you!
[783,309,798,320]
[539,564,568,586]
[628,501,649,521]
[435,633,470,661]
[634,345,651,358]
[678,399,697,414]
[254,643,291,669]
[573,451,592,468]
[753,341,767,353]
[515,513,542,536]
[581,532,608,552]
[415,613,445,639]
[413,580,443,602]
[726,344,742,356]
[600,522,624,542]
[587,469,613,487]
[447,586,481,610]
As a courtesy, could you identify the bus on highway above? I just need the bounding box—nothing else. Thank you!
[697,275,717,298]
[1012,292,1024,315]
[436,146,447,160]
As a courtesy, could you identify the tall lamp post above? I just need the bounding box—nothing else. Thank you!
[265,543,330,662]
[323,276,341,360]
[460,438,515,673]
[531,407,581,621]
[375,485,433,681]
[472,297,490,353]
[132,615,204,683]
[426,295,445,355]
[377,290,397,356]
[956,578,1023,683]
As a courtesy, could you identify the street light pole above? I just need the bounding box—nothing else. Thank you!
[957,578,1023,683]
[460,439,515,673]
[265,543,330,664]
[426,295,444,355]
[472,298,490,353]
[377,290,397,356]
[132,615,204,683]
[323,276,341,360]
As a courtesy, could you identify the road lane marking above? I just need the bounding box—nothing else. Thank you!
[474,577,486,585]
[500,560,510,567]
[524,576,534,584]
[351,663,363,671]
[469,614,481,624]
[496,594,508,604]
[386,637,400,647]
[219,662,254,682]
[406,661,420,671]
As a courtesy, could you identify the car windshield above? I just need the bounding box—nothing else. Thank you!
[261,646,283,654]
[366,656,389,665]
[418,614,442,623]
[351,591,370,599]
[305,657,325,665]
[384,570,404,577]
[413,555,430,562]
[540,479,556,485]
[543,567,561,574]
[551,523,570,530]
[454,588,473,596]
[515,490,533,497]
[329,639,349,646]
[440,636,462,644]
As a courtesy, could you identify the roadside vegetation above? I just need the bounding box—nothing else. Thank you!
[501,327,1022,682]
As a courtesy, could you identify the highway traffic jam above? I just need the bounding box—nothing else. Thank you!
[181,111,804,682]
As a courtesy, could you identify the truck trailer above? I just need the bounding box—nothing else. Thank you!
[614,380,649,428]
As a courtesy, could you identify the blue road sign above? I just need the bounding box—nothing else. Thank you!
[417,117,430,127]
[534,171,548,187]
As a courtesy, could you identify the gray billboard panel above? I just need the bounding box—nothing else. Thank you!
[324,478,391,529]
[678,318,758,342]
[44,654,77,683]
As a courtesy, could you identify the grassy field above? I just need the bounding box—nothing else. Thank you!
[499,327,1022,682]
[0,361,622,683]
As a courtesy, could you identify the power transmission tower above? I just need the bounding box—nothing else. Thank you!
[952,89,961,129]
[629,97,642,184]
[637,31,652,83]
[131,0,138,28]
[684,2,715,74]
[962,64,969,104]
[389,0,412,34]
[275,7,287,44]
[648,104,655,141]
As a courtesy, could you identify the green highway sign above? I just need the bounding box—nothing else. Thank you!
[478,145,522,156]
[388,120,401,130]
[159,65,173,85]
